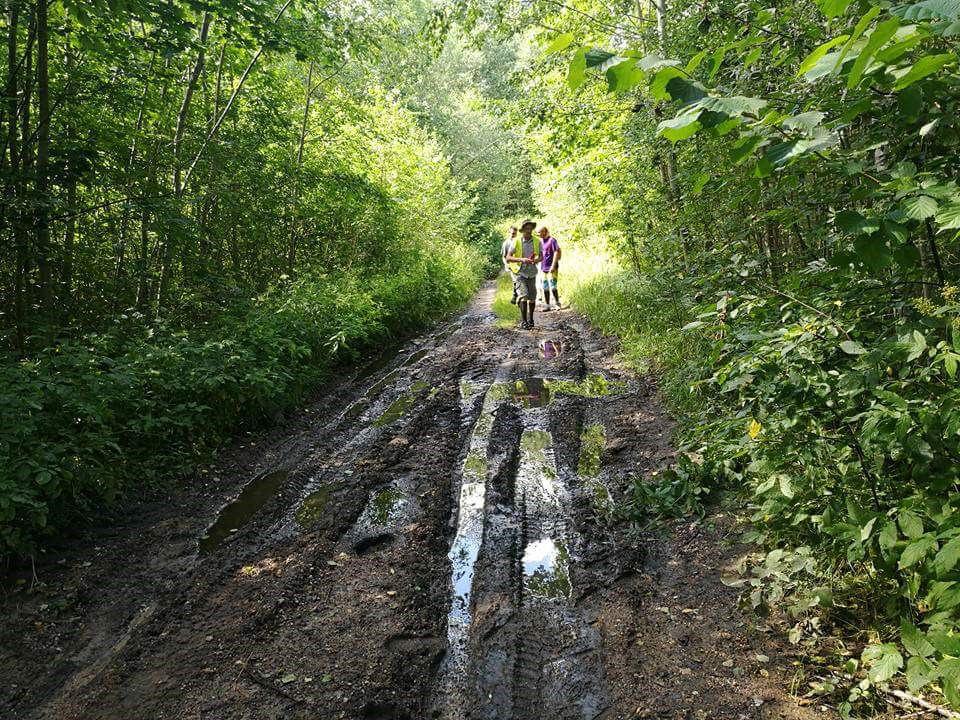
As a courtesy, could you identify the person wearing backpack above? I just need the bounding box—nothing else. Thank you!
[505,219,541,329]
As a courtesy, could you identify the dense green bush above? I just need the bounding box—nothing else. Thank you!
[0,245,482,560]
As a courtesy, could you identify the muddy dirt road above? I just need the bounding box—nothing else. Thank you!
[1,284,821,719]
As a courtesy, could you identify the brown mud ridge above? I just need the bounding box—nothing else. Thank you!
[1,284,822,720]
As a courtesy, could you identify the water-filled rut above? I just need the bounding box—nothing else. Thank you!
[0,281,821,720]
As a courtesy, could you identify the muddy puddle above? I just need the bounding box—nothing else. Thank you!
[295,487,332,529]
[578,423,613,516]
[198,470,289,554]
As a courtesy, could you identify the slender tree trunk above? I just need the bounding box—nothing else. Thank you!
[5,0,19,171]
[62,174,75,301]
[14,3,34,346]
[35,0,51,312]
[213,38,227,126]
[6,0,22,347]
[173,12,211,196]
[288,60,314,277]
[924,219,945,288]
[181,0,294,188]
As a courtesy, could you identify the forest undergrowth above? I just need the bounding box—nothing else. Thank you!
[0,1,521,561]
[513,0,960,714]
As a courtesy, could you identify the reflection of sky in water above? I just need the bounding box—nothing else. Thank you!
[448,481,485,629]
[523,537,559,574]
[523,536,572,600]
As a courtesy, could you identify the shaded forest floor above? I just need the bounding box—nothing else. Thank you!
[1,283,823,719]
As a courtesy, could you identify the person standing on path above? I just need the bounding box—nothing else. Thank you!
[505,219,541,329]
[502,226,519,304]
[538,226,562,311]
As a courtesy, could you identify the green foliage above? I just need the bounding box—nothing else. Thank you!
[0,0,516,559]
[507,0,960,708]
[0,248,482,559]
[492,271,520,327]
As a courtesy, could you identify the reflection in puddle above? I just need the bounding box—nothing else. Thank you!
[578,423,613,516]
[443,384,497,685]
[373,381,432,427]
[520,429,560,503]
[523,536,572,600]
[547,374,626,399]
[199,470,289,554]
[295,487,332,529]
[368,486,407,526]
[449,481,485,625]
[489,377,551,408]
[539,339,564,359]
[577,424,604,479]
[482,375,622,410]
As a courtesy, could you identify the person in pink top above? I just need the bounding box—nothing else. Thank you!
[537,226,562,311]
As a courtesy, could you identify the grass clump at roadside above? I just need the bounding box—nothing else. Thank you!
[492,272,520,328]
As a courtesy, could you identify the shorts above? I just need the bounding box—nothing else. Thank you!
[541,271,558,291]
[514,274,537,302]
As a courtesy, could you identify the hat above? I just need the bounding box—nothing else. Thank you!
[520,219,536,231]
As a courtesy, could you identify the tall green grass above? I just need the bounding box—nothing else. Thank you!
[492,272,520,327]
[561,245,702,423]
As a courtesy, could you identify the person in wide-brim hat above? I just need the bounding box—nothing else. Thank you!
[505,220,542,329]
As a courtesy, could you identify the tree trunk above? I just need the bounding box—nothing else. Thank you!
[35,0,51,312]
[173,12,211,196]
[60,175,76,305]
[5,0,19,172]
[288,60,314,277]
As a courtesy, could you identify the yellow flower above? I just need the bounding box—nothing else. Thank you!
[913,297,936,316]
[748,419,762,439]
[944,285,959,302]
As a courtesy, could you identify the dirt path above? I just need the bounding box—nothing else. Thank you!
[1,284,823,719]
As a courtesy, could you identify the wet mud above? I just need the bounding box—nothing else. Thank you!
[0,284,823,720]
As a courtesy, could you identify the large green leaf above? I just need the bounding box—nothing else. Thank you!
[585,48,616,68]
[894,0,960,21]
[658,109,703,143]
[836,210,880,235]
[901,194,939,220]
[848,17,901,88]
[935,535,960,575]
[568,47,587,90]
[942,658,960,707]
[730,134,764,164]
[765,129,840,166]
[543,32,574,55]
[935,202,960,229]
[862,643,904,683]
[649,66,685,100]
[798,36,849,77]
[664,76,708,105]
[906,656,939,692]
[605,59,645,93]
[902,622,936,658]
[697,95,767,118]
[893,53,956,90]
[818,0,854,17]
